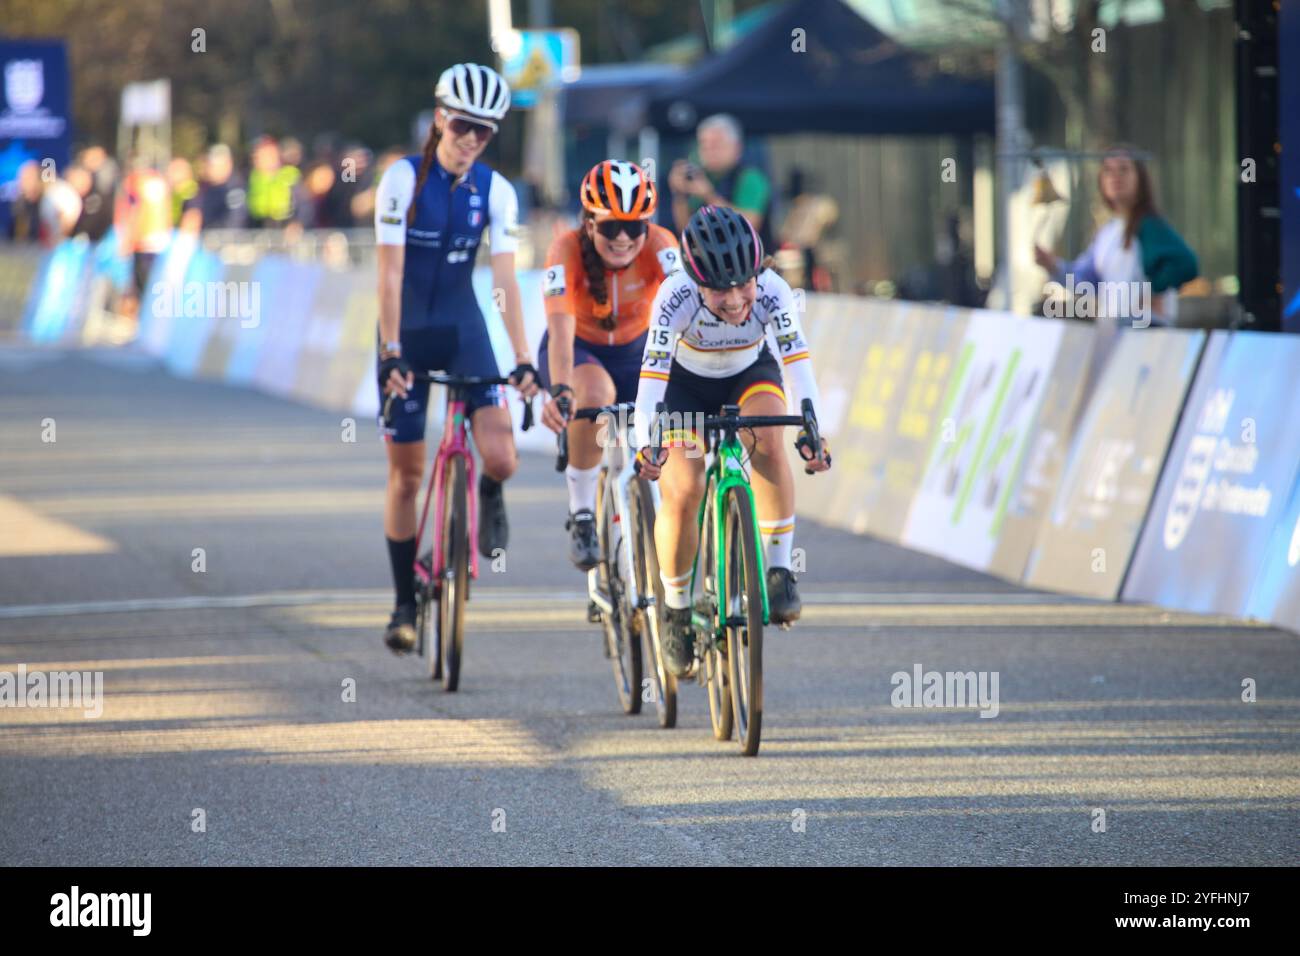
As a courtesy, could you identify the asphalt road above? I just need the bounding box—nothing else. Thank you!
[2,346,1297,866]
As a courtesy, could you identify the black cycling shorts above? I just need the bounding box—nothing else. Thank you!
[659,346,785,448]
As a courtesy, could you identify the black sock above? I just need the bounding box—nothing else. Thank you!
[480,474,502,497]
[386,536,417,607]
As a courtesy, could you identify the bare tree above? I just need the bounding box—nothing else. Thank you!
[935,0,1131,156]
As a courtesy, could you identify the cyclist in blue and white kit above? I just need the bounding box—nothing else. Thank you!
[375,63,540,652]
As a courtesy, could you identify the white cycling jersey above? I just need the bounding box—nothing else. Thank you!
[634,267,820,449]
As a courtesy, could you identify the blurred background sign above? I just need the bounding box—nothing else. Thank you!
[0,39,71,237]
[117,79,170,169]
[120,80,169,127]
[498,29,579,109]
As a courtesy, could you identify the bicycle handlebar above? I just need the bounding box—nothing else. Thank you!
[555,402,637,471]
[572,401,635,423]
[702,399,827,474]
[381,371,535,431]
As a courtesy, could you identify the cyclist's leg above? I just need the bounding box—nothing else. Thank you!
[446,319,515,557]
[378,336,433,647]
[655,442,706,675]
[655,444,707,585]
[732,355,800,620]
[456,321,517,483]
[654,366,711,605]
[737,387,795,529]
[380,337,432,545]
[468,401,516,481]
[568,357,616,470]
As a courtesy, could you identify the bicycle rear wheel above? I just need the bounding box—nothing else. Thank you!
[439,455,468,692]
[724,488,764,756]
[416,559,442,681]
[630,477,675,728]
[598,471,641,714]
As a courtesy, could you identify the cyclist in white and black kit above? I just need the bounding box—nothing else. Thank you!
[634,205,832,677]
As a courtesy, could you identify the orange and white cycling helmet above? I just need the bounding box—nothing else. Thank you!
[579,160,658,221]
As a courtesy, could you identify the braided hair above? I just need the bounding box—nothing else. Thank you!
[407,112,444,224]
[577,211,614,327]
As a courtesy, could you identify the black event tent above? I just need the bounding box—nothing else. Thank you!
[644,0,995,136]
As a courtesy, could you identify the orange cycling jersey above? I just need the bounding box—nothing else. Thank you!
[543,223,682,346]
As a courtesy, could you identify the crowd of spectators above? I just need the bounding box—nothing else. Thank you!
[5,136,409,248]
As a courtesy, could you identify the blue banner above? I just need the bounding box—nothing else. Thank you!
[163,247,225,378]
[1247,470,1300,633]
[0,40,72,238]
[22,240,90,342]
[1123,331,1300,617]
[225,256,279,385]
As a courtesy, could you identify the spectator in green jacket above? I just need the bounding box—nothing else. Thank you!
[669,113,774,254]
[247,136,301,228]
[1035,143,1198,326]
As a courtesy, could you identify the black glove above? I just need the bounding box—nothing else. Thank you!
[795,429,832,470]
[633,445,667,477]
[378,353,412,392]
[510,362,538,389]
[550,383,573,422]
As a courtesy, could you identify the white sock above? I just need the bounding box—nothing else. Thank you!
[566,464,600,514]
[759,515,795,571]
[660,570,692,610]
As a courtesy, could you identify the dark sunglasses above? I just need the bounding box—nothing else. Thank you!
[445,114,496,142]
[595,219,648,241]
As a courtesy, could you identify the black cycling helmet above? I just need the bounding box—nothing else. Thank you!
[681,204,763,289]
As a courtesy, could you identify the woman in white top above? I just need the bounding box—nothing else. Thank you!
[1035,144,1197,326]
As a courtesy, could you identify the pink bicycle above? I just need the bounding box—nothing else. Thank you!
[383,372,533,691]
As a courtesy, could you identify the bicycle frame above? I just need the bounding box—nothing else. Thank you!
[691,431,771,633]
[588,409,661,620]
[413,391,480,591]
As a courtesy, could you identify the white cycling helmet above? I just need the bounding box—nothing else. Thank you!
[435,63,511,122]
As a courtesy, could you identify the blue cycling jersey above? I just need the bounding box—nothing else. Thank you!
[398,155,496,331]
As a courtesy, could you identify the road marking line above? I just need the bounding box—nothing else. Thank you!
[0,587,1257,630]
[0,588,1067,619]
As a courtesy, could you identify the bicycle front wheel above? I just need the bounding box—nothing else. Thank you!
[701,479,733,742]
[439,455,469,692]
[630,476,675,728]
[598,470,641,714]
[724,487,764,756]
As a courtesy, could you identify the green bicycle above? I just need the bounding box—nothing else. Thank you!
[663,398,823,757]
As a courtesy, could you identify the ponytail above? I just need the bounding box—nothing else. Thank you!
[407,114,443,224]
[577,212,613,326]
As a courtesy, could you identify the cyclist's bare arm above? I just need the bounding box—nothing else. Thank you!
[374,161,411,398]
[541,309,576,433]
[486,174,537,398]
[490,252,536,397]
